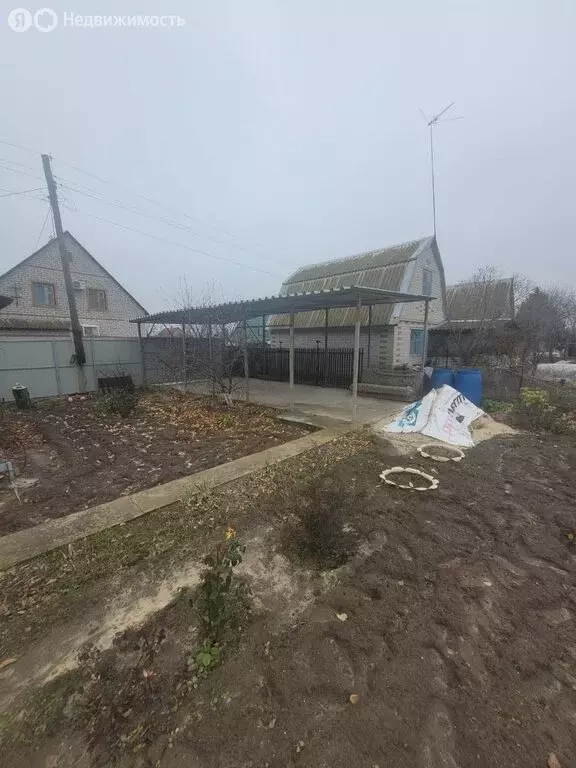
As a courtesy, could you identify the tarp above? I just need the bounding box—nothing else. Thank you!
[383,384,484,447]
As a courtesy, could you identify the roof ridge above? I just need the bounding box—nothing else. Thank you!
[447,277,514,289]
[283,236,432,285]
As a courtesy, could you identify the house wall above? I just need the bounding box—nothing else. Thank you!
[391,241,446,366]
[395,241,445,326]
[0,237,144,337]
[269,326,394,368]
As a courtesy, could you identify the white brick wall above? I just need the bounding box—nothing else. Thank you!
[397,242,445,326]
[269,327,395,368]
[0,234,145,337]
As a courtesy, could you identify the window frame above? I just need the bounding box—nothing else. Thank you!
[422,268,433,297]
[87,287,108,311]
[82,325,100,337]
[32,281,56,307]
[410,328,425,356]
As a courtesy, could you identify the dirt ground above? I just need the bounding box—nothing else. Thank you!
[0,390,309,535]
[2,429,576,767]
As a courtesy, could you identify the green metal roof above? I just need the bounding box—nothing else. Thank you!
[132,286,434,326]
[271,237,434,328]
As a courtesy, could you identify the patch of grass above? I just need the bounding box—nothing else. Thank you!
[482,398,513,413]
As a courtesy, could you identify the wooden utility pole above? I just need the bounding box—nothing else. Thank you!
[41,154,86,365]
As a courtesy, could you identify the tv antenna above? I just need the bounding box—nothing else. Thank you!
[419,102,463,237]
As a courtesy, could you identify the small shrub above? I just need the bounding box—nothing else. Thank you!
[197,527,250,643]
[512,387,575,434]
[282,480,358,569]
[101,389,139,418]
[482,398,513,413]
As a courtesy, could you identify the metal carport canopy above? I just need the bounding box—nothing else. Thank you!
[132,285,435,422]
[130,285,434,325]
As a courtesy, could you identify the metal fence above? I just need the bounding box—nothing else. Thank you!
[230,347,364,388]
[0,337,144,402]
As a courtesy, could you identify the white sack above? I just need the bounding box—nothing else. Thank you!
[384,384,484,447]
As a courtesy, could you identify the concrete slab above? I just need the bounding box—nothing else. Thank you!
[183,377,405,426]
[0,423,354,571]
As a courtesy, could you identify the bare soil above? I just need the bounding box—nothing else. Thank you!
[0,390,310,535]
[2,430,576,768]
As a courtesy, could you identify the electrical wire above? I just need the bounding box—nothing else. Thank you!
[35,206,52,249]
[54,176,288,271]
[60,201,284,278]
[0,162,45,182]
[0,136,293,264]
[0,187,44,198]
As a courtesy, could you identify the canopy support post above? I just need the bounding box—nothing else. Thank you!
[352,294,362,423]
[182,323,187,393]
[243,314,250,403]
[421,299,430,395]
[367,304,372,367]
[289,310,295,411]
[137,321,146,387]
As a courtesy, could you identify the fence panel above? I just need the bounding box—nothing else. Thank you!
[239,347,363,388]
[0,337,145,402]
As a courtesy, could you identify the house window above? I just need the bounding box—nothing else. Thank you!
[410,329,425,356]
[32,281,56,306]
[422,268,433,296]
[87,288,107,311]
[82,325,99,337]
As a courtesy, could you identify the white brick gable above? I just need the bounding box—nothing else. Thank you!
[0,233,146,337]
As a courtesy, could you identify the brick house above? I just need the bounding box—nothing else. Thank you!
[269,236,447,368]
[0,232,147,337]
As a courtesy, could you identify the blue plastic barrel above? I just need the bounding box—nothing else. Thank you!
[431,368,454,390]
[454,369,483,405]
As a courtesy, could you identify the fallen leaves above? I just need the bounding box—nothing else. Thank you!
[548,754,562,768]
[0,657,17,670]
[336,612,348,622]
[349,693,361,705]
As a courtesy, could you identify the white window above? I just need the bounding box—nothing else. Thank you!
[422,268,433,296]
[32,281,56,306]
[87,288,107,311]
[82,325,99,337]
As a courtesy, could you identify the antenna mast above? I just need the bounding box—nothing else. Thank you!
[421,102,461,238]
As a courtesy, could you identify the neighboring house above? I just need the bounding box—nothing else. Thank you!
[429,277,515,363]
[269,236,446,368]
[0,232,147,337]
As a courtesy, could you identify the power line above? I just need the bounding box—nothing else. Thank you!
[35,206,52,249]
[54,175,290,272]
[0,161,45,182]
[0,187,44,198]
[0,136,293,264]
[60,201,284,279]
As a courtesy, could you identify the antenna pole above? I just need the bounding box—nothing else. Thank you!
[425,102,456,240]
[430,122,436,237]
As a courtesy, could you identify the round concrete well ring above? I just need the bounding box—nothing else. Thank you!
[379,466,439,491]
[417,444,465,463]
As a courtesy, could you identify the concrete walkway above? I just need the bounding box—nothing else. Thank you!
[0,423,353,571]
[185,377,403,426]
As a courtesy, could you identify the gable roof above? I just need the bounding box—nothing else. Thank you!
[445,277,514,325]
[0,232,147,315]
[271,236,437,328]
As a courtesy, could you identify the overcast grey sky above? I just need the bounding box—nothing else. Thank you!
[1,1,574,312]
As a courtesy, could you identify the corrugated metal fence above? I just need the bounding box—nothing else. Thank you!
[0,337,144,402]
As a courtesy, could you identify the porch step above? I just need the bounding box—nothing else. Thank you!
[356,383,415,401]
